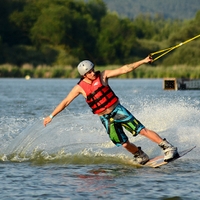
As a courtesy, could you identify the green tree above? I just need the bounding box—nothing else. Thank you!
[0,0,27,46]
[97,13,139,64]
[30,0,107,61]
[10,1,40,45]
[31,5,69,46]
[132,14,158,39]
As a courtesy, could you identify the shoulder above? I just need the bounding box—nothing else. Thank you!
[72,83,87,97]
[99,70,109,85]
[70,84,83,94]
[101,69,112,79]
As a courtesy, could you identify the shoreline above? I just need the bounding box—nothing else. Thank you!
[0,64,200,79]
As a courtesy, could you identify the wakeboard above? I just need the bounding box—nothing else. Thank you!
[144,146,196,168]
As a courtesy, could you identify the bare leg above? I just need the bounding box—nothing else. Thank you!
[139,128,163,144]
[122,140,138,154]
[122,127,163,154]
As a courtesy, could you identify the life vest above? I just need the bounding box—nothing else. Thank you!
[78,71,118,114]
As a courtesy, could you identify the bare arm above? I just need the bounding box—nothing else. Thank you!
[103,56,152,79]
[43,84,81,126]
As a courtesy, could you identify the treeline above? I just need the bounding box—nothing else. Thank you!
[0,0,200,73]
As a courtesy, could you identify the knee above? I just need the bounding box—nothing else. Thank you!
[139,128,147,136]
[139,128,152,137]
[122,141,130,148]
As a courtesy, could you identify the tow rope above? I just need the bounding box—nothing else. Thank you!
[150,34,200,62]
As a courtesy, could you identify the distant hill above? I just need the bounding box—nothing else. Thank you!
[103,0,200,19]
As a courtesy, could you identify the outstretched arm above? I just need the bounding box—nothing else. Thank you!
[43,85,81,126]
[103,56,152,79]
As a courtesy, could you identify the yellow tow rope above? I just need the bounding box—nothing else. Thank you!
[150,34,200,62]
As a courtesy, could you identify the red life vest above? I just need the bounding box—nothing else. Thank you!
[78,71,118,114]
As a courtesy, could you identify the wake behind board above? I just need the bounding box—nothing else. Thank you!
[144,146,196,168]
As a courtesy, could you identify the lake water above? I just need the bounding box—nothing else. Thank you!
[0,78,200,199]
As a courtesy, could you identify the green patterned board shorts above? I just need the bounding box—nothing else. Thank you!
[100,104,145,146]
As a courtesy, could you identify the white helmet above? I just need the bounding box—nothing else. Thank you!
[77,60,94,76]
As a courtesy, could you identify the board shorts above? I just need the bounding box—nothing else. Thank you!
[99,104,145,147]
